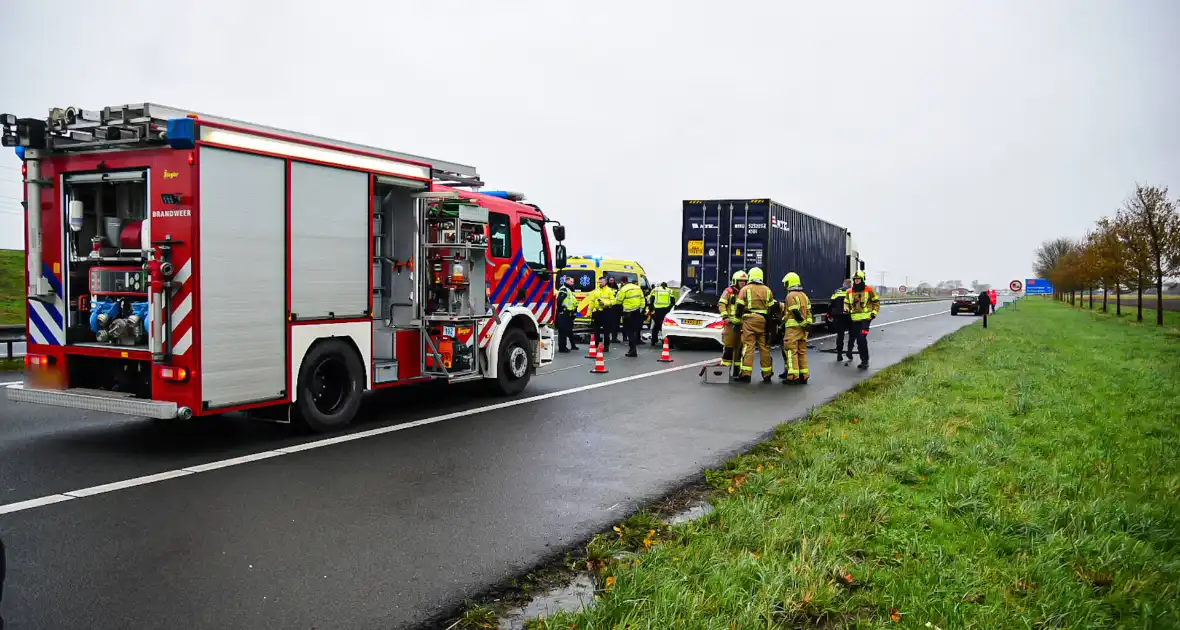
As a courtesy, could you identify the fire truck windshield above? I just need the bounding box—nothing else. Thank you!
[520,218,549,271]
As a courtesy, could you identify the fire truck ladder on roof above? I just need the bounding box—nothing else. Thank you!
[40,103,485,186]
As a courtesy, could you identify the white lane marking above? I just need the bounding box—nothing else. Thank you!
[64,470,195,498]
[0,310,951,516]
[182,451,286,473]
[1,380,22,386]
[537,364,588,375]
[0,494,73,515]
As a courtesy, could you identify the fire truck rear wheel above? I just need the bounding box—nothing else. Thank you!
[493,327,531,396]
[294,340,364,433]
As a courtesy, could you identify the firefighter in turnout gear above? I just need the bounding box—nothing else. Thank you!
[779,272,813,384]
[830,279,853,362]
[647,281,675,347]
[556,275,580,353]
[719,270,748,373]
[734,267,776,382]
[847,270,880,369]
[616,276,646,357]
[586,277,616,352]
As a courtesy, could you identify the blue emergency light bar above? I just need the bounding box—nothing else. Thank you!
[166,118,197,150]
[479,190,526,201]
[14,146,25,160]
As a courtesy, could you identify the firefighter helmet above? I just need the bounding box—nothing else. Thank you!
[732,270,748,283]
[783,272,801,288]
[748,267,764,283]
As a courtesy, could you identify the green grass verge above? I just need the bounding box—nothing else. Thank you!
[0,358,22,372]
[1049,296,1180,329]
[532,299,1180,629]
[1,248,23,325]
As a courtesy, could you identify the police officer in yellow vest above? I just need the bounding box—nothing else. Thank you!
[647,281,675,347]
[719,270,748,374]
[779,272,813,384]
[556,275,580,353]
[615,276,646,357]
[734,267,776,382]
[586,277,616,352]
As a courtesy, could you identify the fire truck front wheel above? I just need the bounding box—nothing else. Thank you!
[294,340,365,433]
[492,327,532,396]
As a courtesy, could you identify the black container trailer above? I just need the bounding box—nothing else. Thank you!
[680,198,864,326]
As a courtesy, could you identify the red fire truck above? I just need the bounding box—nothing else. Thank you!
[2,103,568,432]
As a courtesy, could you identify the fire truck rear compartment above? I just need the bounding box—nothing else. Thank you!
[62,171,151,348]
[67,354,153,399]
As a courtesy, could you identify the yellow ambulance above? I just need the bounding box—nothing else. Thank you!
[557,256,650,328]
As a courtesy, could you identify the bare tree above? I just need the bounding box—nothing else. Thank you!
[1119,184,1180,325]
[1034,238,1074,277]
[1035,238,1076,300]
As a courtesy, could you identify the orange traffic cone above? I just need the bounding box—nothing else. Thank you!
[657,337,673,363]
[585,335,598,359]
[590,343,609,374]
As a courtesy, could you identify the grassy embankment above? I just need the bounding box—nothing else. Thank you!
[0,248,21,325]
[1,248,23,370]
[529,299,1180,629]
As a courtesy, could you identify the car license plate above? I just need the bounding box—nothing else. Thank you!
[682,318,703,326]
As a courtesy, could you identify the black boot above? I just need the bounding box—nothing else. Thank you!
[762,373,773,383]
[836,352,843,362]
[734,374,751,383]
[857,360,869,370]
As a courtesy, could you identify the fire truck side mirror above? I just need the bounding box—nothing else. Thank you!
[555,244,567,270]
[551,225,566,242]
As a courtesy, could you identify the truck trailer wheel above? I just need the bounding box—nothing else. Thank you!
[492,327,531,396]
[294,340,364,433]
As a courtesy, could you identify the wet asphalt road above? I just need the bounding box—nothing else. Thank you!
[0,300,990,629]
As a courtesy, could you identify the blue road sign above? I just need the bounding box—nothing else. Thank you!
[1025,278,1054,295]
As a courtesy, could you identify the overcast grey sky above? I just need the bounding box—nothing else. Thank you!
[2,0,1178,289]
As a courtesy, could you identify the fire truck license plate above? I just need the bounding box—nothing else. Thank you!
[444,326,456,337]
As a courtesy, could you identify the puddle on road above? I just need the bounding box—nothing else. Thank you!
[495,500,715,628]
[497,574,596,630]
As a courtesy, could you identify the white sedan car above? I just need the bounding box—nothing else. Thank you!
[661,290,726,348]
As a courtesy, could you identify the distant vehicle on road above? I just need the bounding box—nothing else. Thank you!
[660,290,725,349]
[951,292,982,315]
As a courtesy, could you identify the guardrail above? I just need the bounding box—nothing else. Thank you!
[1,324,24,361]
